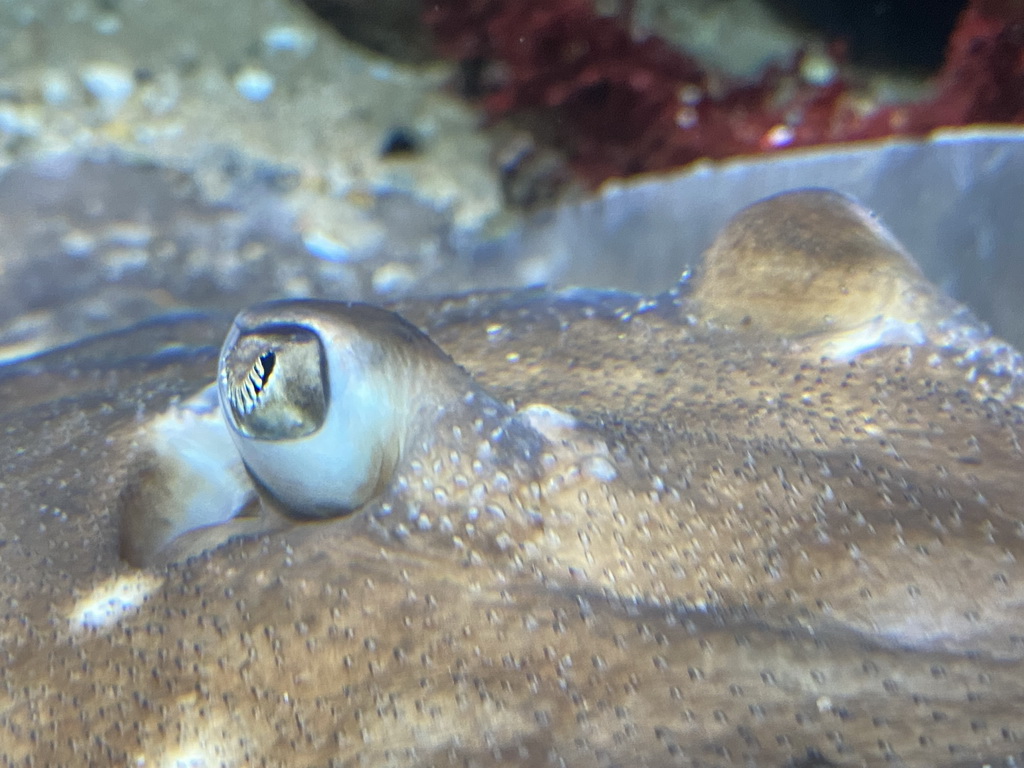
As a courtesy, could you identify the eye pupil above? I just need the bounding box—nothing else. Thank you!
[256,351,276,389]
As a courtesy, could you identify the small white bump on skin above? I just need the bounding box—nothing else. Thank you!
[518,403,618,482]
[585,456,614,481]
[68,572,164,631]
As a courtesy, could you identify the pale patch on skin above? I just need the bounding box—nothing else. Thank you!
[136,744,227,768]
[131,693,245,768]
[147,748,219,768]
[67,571,164,631]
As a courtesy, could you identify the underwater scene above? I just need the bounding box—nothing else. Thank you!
[1,0,1024,765]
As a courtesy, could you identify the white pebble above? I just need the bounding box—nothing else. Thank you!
[262,25,316,55]
[0,105,40,137]
[303,230,351,262]
[61,230,96,258]
[80,62,135,110]
[92,13,122,35]
[800,48,838,86]
[372,263,416,294]
[234,66,275,102]
[41,72,74,106]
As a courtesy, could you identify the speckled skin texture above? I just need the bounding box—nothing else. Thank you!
[2,191,1024,766]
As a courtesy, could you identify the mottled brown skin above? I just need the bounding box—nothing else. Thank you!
[2,191,1024,767]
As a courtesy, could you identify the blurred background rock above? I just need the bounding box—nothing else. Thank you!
[296,0,435,61]
[0,0,1021,358]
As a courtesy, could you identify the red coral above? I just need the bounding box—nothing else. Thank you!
[916,0,1024,125]
[425,0,713,181]
[424,0,1024,186]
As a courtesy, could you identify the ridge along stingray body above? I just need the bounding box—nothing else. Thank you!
[2,189,1024,767]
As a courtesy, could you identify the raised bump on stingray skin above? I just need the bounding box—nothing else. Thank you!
[691,189,967,360]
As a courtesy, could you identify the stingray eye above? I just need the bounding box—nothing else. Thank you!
[217,300,472,518]
[220,328,327,441]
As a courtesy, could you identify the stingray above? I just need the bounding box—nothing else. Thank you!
[1,190,1023,767]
